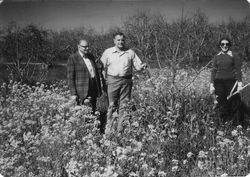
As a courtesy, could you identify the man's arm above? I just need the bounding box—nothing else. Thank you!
[132,51,147,71]
[100,64,107,93]
[100,50,108,80]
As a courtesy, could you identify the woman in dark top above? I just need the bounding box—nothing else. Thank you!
[210,37,244,125]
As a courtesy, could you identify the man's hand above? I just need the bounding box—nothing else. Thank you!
[237,82,243,92]
[210,83,215,94]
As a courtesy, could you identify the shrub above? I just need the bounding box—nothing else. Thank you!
[1,65,250,177]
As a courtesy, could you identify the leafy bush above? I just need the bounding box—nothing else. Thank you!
[1,66,250,177]
[0,81,101,177]
[0,11,250,83]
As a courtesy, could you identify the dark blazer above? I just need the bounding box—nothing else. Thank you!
[67,52,102,100]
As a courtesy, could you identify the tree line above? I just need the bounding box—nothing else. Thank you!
[0,10,249,82]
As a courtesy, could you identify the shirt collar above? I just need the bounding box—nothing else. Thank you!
[217,50,233,57]
[111,46,129,53]
[79,51,89,59]
[78,50,83,57]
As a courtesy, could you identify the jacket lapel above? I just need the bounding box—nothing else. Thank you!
[89,59,97,75]
[77,52,88,71]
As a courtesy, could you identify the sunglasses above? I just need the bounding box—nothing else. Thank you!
[220,42,229,47]
[79,45,89,48]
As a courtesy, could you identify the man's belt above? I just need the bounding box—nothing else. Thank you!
[108,75,132,79]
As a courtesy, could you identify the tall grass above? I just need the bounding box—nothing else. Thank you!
[0,66,250,177]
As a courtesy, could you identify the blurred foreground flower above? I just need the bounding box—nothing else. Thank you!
[220,173,228,177]
[171,166,178,172]
[158,171,167,177]
[187,152,193,158]
[231,129,238,136]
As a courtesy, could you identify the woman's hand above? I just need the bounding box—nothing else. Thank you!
[210,83,215,94]
[237,82,243,92]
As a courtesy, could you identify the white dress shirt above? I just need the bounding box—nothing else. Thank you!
[79,51,95,78]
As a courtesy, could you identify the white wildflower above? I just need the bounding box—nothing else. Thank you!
[220,173,228,177]
[158,171,167,177]
[217,130,224,136]
[231,129,238,136]
[187,152,193,158]
[171,166,178,172]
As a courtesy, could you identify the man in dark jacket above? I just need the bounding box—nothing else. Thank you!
[67,39,102,113]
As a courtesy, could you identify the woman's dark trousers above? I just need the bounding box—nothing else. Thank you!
[214,79,244,125]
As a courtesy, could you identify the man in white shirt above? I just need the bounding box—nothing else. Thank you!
[101,32,146,134]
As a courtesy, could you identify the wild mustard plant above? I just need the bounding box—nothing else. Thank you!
[0,65,250,177]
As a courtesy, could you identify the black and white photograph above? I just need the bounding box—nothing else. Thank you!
[0,0,250,176]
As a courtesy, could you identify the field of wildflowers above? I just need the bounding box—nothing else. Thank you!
[1,65,250,177]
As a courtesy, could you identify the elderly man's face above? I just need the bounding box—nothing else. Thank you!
[78,40,89,55]
[114,35,125,50]
[220,39,230,52]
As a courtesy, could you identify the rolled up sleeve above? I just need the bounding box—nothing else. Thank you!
[100,50,108,69]
[132,51,143,71]
[100,50,108,78]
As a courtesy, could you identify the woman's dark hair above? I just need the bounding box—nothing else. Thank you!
[218,37,232,48]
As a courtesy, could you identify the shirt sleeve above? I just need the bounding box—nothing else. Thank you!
[211,57,217,83]
[233,53,242,82]
[132,50,143,71]
[100,50,108,68]
[100,49,108,78]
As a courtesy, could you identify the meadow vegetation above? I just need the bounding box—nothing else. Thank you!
[1,67,250,177]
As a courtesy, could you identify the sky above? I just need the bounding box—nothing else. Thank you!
[0,0,250,33]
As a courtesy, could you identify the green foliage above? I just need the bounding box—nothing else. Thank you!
[0,81,101,177]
